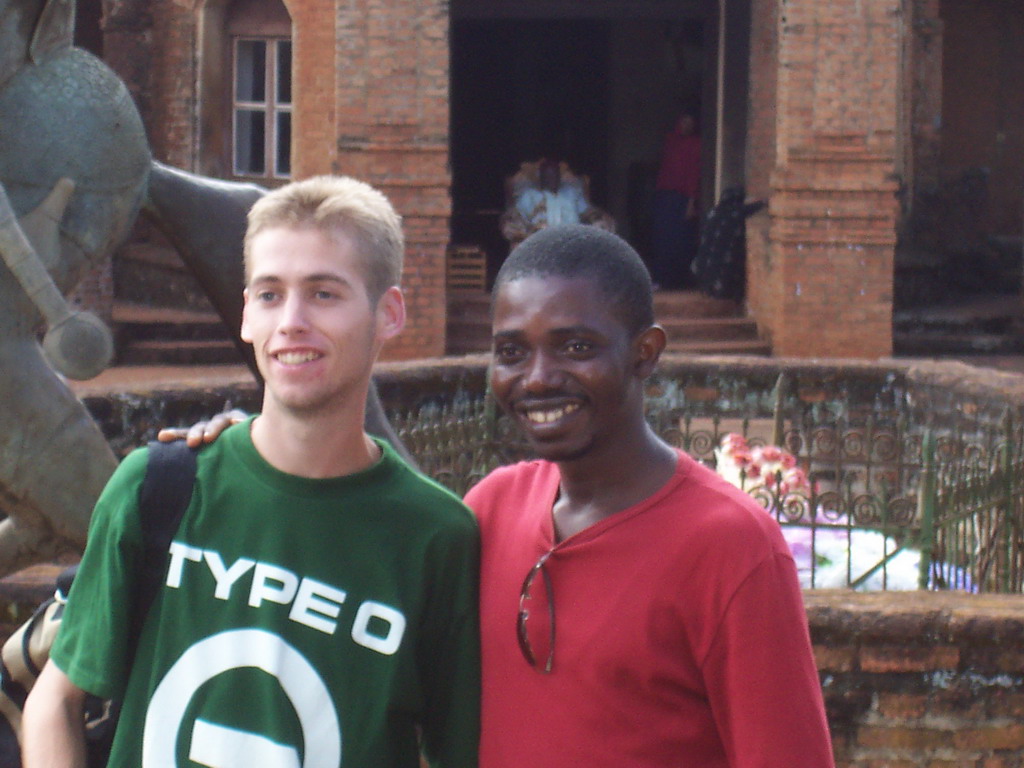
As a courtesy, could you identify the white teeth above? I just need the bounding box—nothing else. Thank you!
[275,351,319,365]
[525,403,579,424]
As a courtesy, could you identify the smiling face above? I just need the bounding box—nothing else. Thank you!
[240,225,404,419]
[490,274,659,464]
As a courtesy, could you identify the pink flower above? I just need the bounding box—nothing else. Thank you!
[784,468,808,491]
[731,449,753,466]
[720,433,749,454]
[761,445,783,462]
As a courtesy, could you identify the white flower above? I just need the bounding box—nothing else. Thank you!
[712,433,960,590]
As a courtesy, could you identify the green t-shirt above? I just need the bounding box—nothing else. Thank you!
[53,419,480,768]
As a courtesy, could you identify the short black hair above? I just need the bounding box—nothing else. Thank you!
[494,225,655,335]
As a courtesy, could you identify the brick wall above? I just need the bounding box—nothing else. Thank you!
[148,2,198,170]
[746,0,902,358]
[291,0,451,360]
[102,0,156,140]
[100,0,451,361]
[104,0,197,169]
[745,0,780,351]
[938,0,1024,237]
[807,591,1024,766]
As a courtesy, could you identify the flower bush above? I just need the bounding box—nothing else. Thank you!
[714,433,926,590]
[714,432,809,497]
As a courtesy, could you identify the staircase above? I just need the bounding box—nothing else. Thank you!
[111,238,246,366]
[893,294,1024,357]
[445,290,770,356]
[113,302,245,366]
[655,292,770,355]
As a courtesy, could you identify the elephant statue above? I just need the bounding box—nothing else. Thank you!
[0,0,406,577]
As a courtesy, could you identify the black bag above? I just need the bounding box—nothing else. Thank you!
[0,440,198,767]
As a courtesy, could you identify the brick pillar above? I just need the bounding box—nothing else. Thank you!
[102,0,155,130]
[104,0,197,168]
[291,0,451,361]
[290,0,339,177]
[747,0,902,359]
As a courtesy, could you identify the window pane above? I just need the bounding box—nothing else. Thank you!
[235,109,266,175]
[276,112,291,177]
[235,40,266,102]
[277,41,292,105]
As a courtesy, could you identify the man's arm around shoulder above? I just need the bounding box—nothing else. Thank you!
[22,660,88,768]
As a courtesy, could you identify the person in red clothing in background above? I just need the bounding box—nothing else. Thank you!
[650,109,701,289]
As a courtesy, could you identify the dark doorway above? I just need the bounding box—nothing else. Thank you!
[450,19,611,282]
[449,7,714,286]
[941,0,1023,240]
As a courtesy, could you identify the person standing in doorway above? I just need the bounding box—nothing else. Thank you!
[651,109,701,289]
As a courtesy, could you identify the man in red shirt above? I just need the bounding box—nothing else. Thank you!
[466,224,834,767]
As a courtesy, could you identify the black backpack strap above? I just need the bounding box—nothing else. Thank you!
[0,595,56,711]
[128,441,198,649]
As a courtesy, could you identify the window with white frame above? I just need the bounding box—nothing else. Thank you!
[233,37,291,178]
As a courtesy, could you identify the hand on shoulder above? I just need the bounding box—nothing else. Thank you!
[156,408,249,448]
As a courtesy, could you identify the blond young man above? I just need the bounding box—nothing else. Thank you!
[23,176,480,768]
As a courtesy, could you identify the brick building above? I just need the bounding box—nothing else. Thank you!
[73,0,1022,360]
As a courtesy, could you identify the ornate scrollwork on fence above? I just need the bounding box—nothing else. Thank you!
[390,377,1024,592]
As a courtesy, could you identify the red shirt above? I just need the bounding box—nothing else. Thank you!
[466,452,834,768]
[656,132,701,197]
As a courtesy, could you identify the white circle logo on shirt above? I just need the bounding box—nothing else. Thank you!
[142,628,341,768]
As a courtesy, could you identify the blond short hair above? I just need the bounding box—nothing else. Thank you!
[243,175,403,301]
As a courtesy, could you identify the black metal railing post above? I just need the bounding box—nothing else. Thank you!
[917,429,936,590]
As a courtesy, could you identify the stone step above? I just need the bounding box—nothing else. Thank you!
[114,242,214,311]
[665,337,771,355]
[113,302,231,342]
[893,293,1024,356]
[653,291,744,318]
[445,290,768,356]
[893,331,1024,357]
[660,316,762,343]
[113,302,246,366]
[117,338,245,366]
[448,290,745,320]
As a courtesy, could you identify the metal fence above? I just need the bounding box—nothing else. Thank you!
[389,367,1024,593]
